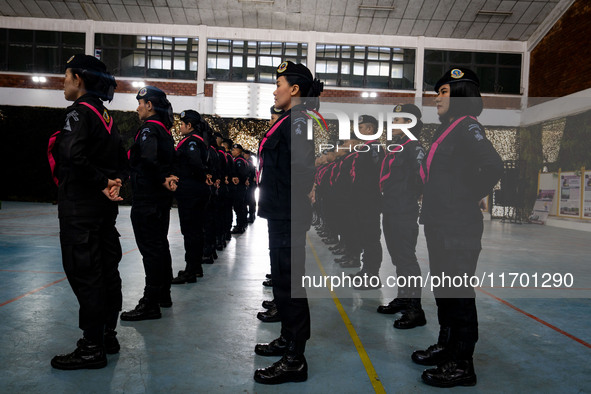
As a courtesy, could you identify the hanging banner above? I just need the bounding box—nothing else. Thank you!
[584,172,591,219]
[529,190,555,224]
[558,173,581,217]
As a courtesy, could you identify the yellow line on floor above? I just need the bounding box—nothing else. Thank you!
[307,235,386,394]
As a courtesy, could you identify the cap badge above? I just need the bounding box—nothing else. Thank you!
[180,111,186,118]
[138,87,147,96]
[394,105,402,112]
[451,69,464,79]
[277,61,288,73]
[67,55,75,64]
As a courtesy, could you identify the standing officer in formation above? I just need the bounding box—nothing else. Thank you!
[413,68,503,388]
[377,104,427,328]
[170,110,210,284]
[49,54,126,370]
[230,143,249,234]
[121,86,177,322]
[253,61,322,385]
[243,149,257,223]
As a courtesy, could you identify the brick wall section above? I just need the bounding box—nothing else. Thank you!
[0,73,197,96]
[529,0,591,99]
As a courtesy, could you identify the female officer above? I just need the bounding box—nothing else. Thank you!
[121,86,177,321]
[253,61,322,385]
[412,68,503,387]
[170,110,210,284]
[377,104,426,329]
[49,54,126,370]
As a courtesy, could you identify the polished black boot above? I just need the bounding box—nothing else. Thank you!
[120,297,161,321]
[377,297,410,314]
[171,270,197,284]
[265,273,272,279]
[254,336,288,357]
[254,350,307,384]
[262,299,275,309]
[412,327,451,365]
[104,328,120,354]
[262,279,273,287]
[257,306,281,322]
[231,225,244,234]
[422,359,477,387]
[394,299,426,329]
[51,337,107,370]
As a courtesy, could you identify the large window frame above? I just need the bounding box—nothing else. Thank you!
[95,34,198,80]
[424,49,522,94]
[315,44,416,90]
[0,28,85,74]
[206,39,307,83]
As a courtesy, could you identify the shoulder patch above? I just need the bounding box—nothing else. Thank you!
[188,141,197,151]
[468,123,484,141]
[63,110,80,132]
[141,127,151,141]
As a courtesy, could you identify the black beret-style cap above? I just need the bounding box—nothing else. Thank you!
[136,85,167,101]
[434,67,480,92]
[393,103,422,120]
[213,131,224,138]
[358,114,379,128]
[271,105,285,115]
[232,143,243,150]
[65,54,107,73]
[180,109,201,125]
[276,61,313,81]
[223,138,233,146]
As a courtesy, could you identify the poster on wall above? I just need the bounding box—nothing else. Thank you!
[584,173,591,219]
[559,174,581,217]
[529,190,555,224]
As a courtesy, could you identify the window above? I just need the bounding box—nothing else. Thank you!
[206,39,307,83]
[315,44,415,89]
[95,34,198,79]
[0,28,84,73]
[424,50,522,94]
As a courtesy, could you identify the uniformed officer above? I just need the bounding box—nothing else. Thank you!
[413,68,503,387]
[230,143,249,234]
[243,149,257,223]
[202,122,222,264]
[171,110,210,284]
[377,104,427,328]
[213,131,230,250]
[49,54,126,370]
[253,61,322,384]
[345,115,384,286]
[221,138,235,240]
[121,86,177,321]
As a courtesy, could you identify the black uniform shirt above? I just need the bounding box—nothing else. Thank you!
[50,94,128,217]
[174,131,209,197]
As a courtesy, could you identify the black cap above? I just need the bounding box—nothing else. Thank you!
[276,61,313,82]
[243,149,251,155]
[65,54,107,73]
[271,105,285,115]
[434,67,480,92]
[358,115,378,128]
[393,104,422,120]
[232,143,243,150]
[223,138,233,146]
[136,85,167,101]
[179,109,201,125]
[213,131,224,139]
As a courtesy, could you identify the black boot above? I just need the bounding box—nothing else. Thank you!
[257,306,281,322]
[171,270,197,284]
[394,299,426,329]
[254,336,288,357]
[412,327,451,365]
[254,342,308,384]
[104,328,120,354]
[422,359,477,387]
[120,296,161,322]
[262,279,273,287]
[262,299,275,309]
[51,337,107,370]
[377,298,410,314]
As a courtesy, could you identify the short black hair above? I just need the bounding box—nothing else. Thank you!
[444,81,483,120]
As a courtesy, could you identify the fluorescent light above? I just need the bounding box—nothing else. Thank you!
[361,92,369,98]
[32,76,46,83]
[132,81,145,88]
[359,5,395,11]
[477,10,513,16]
[370,92,377,98]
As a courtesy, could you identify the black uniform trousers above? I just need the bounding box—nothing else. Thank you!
[268,219,310,354]
[351,208,382,274]
[382,214,422,298]
[224,185,235,234]
[424,224,480,359]
[177,194,208,275]
[59,209,122,343]
[130,200,173,301]
[246,185,257,218]
[202,189,217,255]
[233,185,248,228]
